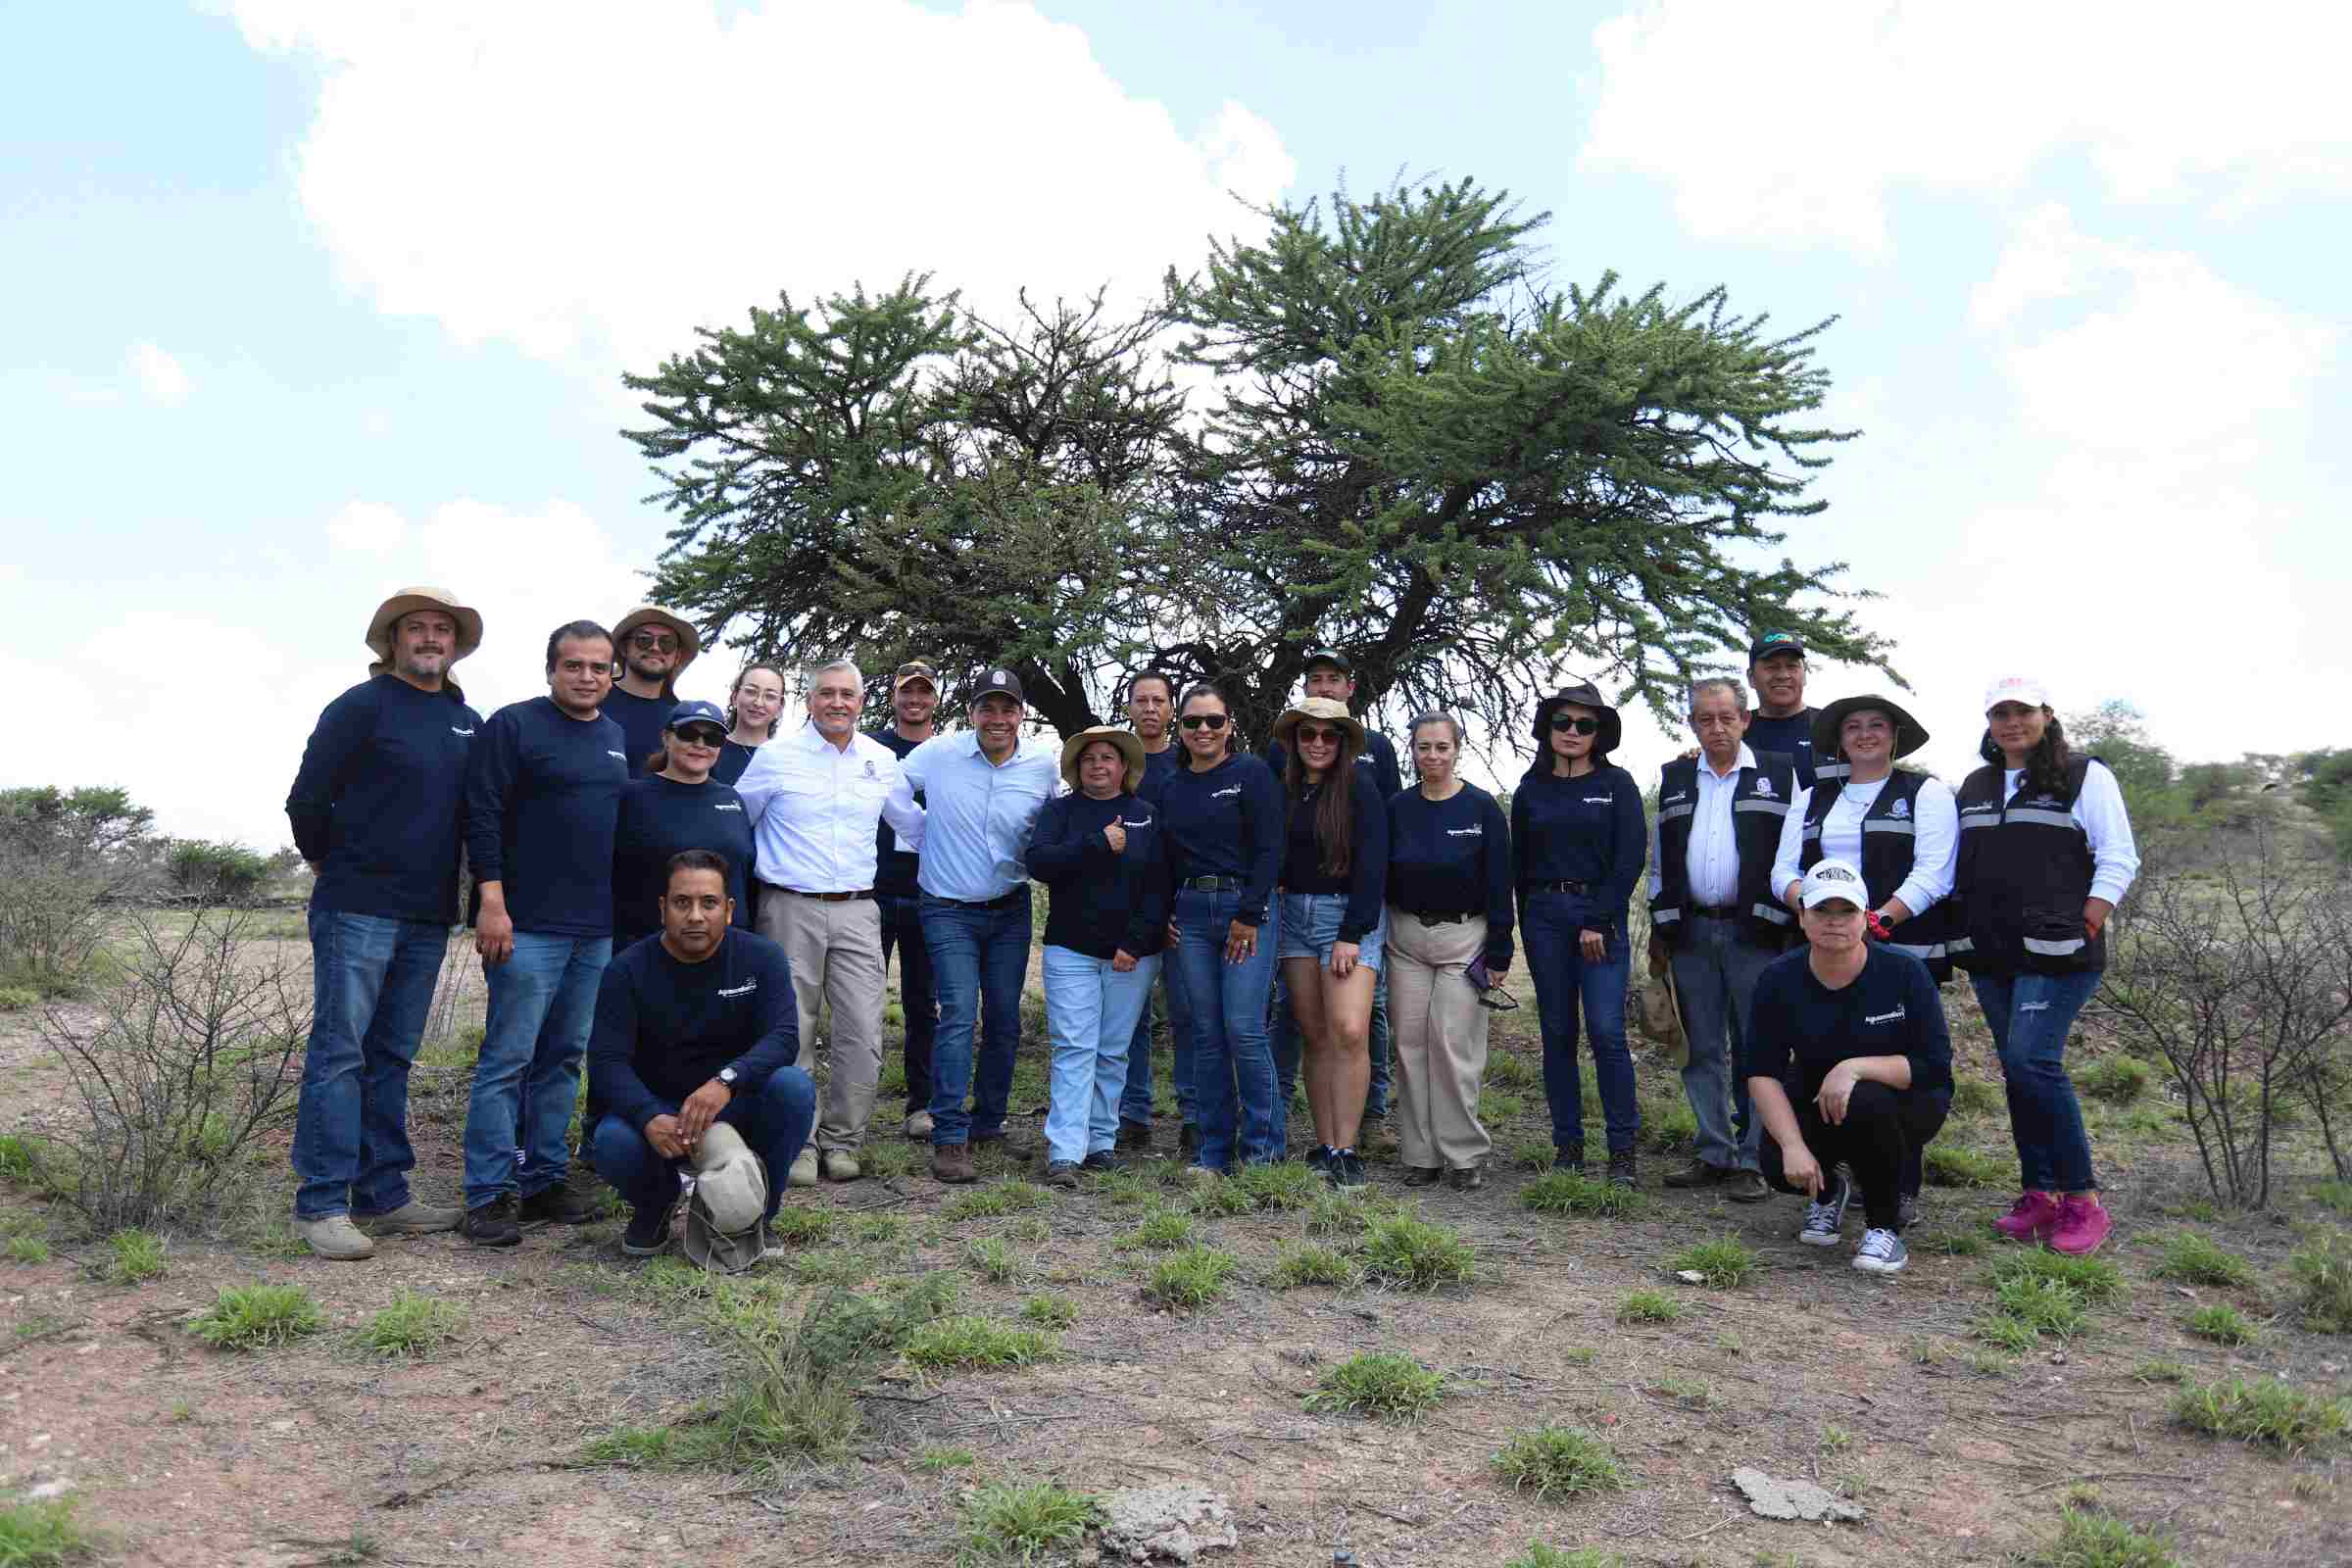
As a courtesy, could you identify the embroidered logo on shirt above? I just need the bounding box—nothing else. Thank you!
[1662,789,1690,805]
[717,979,758,998]
[607,751,627,761]
[1582,796,1612,805]
[2018,1001,2050,1013]
[1960,801,1999,814]
[1122,814,1153,828]
[1752,776,1775,798]
[713,802,743,812]
[1445,824,1483,837]
[1211,786,1242,800]
[863,760,877,778]
[1889,798,1910,819]
[1863,1004,1905,1025]
[451,726,475,737]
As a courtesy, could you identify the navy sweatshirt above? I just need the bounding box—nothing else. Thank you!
[1510,761,1647,933]
[1157,753,1285,927]
[587,928,801,1132]
[1138,743,1183,805]
[611,775,756,946]
[867,725,928,899]
[1264,728,1403,803]
[1746,945,1953,1104]
[712,740,760,786]
[1744,710,1820,790]
[603,687,676,778]
[286,675,483,924]
[1386,784,1515,967]
[1027,790,1172,959]
[466,696,630,938]
[1279,775,1389,943]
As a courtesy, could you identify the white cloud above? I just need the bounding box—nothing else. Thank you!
[323,499,407,555]
[1581,1,2352,256]
[127,341,190,407]
[233,0,1296,377]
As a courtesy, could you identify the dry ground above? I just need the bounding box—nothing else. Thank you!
[1,923,2348,1567]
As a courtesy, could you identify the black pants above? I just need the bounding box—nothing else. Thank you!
[879,892,937,1113]
[1760,1080,1947,1232]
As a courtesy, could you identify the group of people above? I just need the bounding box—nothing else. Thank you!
[285,590,2137,1277]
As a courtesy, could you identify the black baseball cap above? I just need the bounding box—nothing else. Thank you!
[1301,645,1353,675]
[973,665,1025,705]
[1748,630,1806,663]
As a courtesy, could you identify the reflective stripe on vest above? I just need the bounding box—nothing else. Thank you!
[2003,808,2078,831]
[1862,818,1915,836]
[1734,799,1788,817]
[1658,803,1695,824]
[1887,941,1946,960]
[1752,901,1792,926]
[2024,935,2086,956]
[1945,935,1975,955]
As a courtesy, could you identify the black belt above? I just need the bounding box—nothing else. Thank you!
[1179,875,1244,892]
[1532,880,1590,896]
[925,889,1024,910]
[766,884,874,903]
[1689,906,1741,919]
[1408,909,1475,926]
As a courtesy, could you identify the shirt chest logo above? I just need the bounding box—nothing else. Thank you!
[1750,777,1775,799]
[1581,795,1612,805]
[713,802,743,812]
[1122,813,1153,828]
[862,760,878,779]
[1863,1004,1905,1025]
[451,726,475,737]
[1445,824,1483,837]
[1888,798,1910,820]
[717,978,758,998]
[1211,786,1242,800]
[1662,789,1690,805]
[607,750,628,761]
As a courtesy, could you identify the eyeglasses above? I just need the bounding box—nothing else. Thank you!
[1477,984,1521,1013]
[630,631,679,652]
[1549,715,1599,735]
[672,727,725,748]
[1296,725,1345,745]
[1180,713,1230,731]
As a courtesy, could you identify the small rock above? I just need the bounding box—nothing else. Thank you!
[1731,1466,1864,1524]
[1676,1269,1707,1285]
[267,1419,296,1434]
[27,1479,73,1500]
[1101,1484,1238,1563]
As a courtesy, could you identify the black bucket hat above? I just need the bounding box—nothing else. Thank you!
[1812,693,1930,760]
[1533,681,1622,757]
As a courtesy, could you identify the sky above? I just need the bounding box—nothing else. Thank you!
[4,0,2346,846]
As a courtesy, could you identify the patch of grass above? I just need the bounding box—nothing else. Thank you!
[1487,1050,1541,1091]
[0,986,39,1011]
[2183,1304,2257,1347]
[1990,1250,2127,1304]
[1924,1143,2009,1189]
[189,1282,324,1350]
[942,1179,1052,1222]
[2171,1377,2348,1449]
[2290,1230,2352,1333]
[917,1445,977,1471]
[1969,1348,2019,1377]
[958,1480,1101,1565]
[862,1139,919,1179]
[1267,1243,1358,1290]
[964,1238,1023,1284]
[1616,1290,1683,1325]
[1561,1347,1597,1366]
[764,1206,833,1247]
[1491,1423,1625,1502]
[903,1314,1055,1370]
[1639,1096,1697,1152]
[1949,1076,2004,1117]
[579,1425,684,1467]
[0,1136,40,1188]
[2151,1230,2255,1288]
[7,1235,50,1264]
[1020,1295,1077,1329]
[1522,1169,1642,1218]
[1302,1188,1396,1236]
[1146,1246,1240,1310]
[848,1214,906,1244]
[1355,1213,1477,1291]
[1653,1376,1711,1408]
[104,1227,167,1284]
[1996,1275,2092,1339]
[1183,1177,1256,1217]
[354,1292,467,1358]
[168,1398,194,1423]
[2132,1359,2189,1384]
[1304,1351,1448,1421]
[1918,1227,1989,1257]
[1972,1314,2038,1352]
[1122,1211,1195,1251]
[0,1496,96,1564]
[2029,1504,2178,1567]
[1907,1336,1951,1365]
[2075,1054,2152,1104]
[1229,1160,1322,1211]
[2314,1180,2352,1215]
[1820,1422,1854,1453]
[1092,1169,1156,1207]
[1502,1545,1622,1568]
[1507,1137,1558,1172]
[1479,1090,1527,1123]
[1667,1236,1759,1289]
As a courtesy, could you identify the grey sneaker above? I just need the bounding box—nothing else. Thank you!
[1798,1177,1850,1247]
[355,1200,461,1236]
[293,1214,375,1261]
[1853,1227,1908,1274]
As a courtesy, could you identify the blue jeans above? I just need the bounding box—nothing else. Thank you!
[1666,919,1776,1173]
[463,931,612,1209]
[1973,969,2102,1193]
[589,1064,816,1223]
[1523,894,1639,1155]
[879,893,937,1112]
[1043,947,1159,1164]
[1169,888,1281,1169]
[293,909,449,1220]
[1118,956,1196,1128]
[919,889,1031,1146]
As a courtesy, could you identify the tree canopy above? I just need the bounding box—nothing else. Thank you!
[623,176,1892,750]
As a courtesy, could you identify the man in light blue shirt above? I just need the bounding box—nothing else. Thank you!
[900,665,1060,1183]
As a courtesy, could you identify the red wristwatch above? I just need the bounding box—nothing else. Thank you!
[1864,909,1892,941]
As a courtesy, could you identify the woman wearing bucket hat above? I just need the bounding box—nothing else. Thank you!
[1026,727,1171,1186]
[610,701,756,951]
[1512,682,1647,1185]
[1950,676,2138,1256]
[1269,697,1390,1185]
[606,605,703,778]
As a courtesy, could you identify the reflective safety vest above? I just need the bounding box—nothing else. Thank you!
[1795,768,1954,981]
[1650,753,1796,951]
[1949,757,2105,976]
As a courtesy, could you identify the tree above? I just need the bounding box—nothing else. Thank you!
[0,785,155,993]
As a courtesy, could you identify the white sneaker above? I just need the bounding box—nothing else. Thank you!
[293,1214,375,1261]
[787,1149,820,1189]
[1853,1227,1908,1274]
[1798,1177,1850,1247]
[904,1110,934,1140]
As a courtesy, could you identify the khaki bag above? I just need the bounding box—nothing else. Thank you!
[1636,945,1690,1069]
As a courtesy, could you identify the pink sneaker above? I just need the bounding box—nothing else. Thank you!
[2049,1194,2112,1256]
[1994,1191,2061,1244]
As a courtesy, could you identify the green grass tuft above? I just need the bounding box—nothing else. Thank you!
[1183,1177,1256,1217]
[1145,1246,1240,1310]
[2171,1377,2348,1449]
[1917,1227,1989,1256]
[917,1445,977,1471]
[2150,1230,2255,1289]
[2132,1359,2189,1384]
[2290,1230,2352,1333]
[1502,1544,1623,1568]
[1491,1424,1625,1502]
[964,1238,1023,1285]
[1267,1243,1358,1290]
[1302,1188,1397,1236]
[1229,1160,1322,1211]
[1995,1275,2092,1339]
[353,1291,467,1358]
[764,1206,833,1247]
[1616,1290,1682,1325]
[1122,1210,1196,1251]
[1522,1169,1642,1218]
[941,1178,1051,1222]
[2074,1054,2153,1104]
[1304,1351,1448,1421]
[1486,1050,1541,1091]
[1507,1137,1558,1172]
[958,1480,1102,1564]
[862,1139,919,1179]
[902,1314,1055,1370]
[2029,1505,2180,1568]
[1948,1077,2004,1117]
[2314,1180,2352,1215]
[1667,1236,1759,1289]
[189,1283,324,1350]
[0,1496,97,1565]
[1990,1250,2127,1304]
[2183,1304,2257,1347]
[1972,1313,2039,1352]
[1924,1143,2009,1189]
[1478,1090,1527,1123]
[1354,1213,1477,1291]
[1019,1295,1077,1329]
[7,1235,50,1264]
[104,1228,167,1284]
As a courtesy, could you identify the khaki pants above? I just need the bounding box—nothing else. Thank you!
[1386,907,1493,1171]
[756,889,886,1153]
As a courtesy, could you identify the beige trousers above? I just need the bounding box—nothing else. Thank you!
[1385,907,1493,1171]
[756,890,886,1152]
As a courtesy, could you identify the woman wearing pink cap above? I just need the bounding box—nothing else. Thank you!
[1949,676,2139,1255]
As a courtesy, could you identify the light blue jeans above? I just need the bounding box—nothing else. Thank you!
[464,932,612,1209]
[1118,958,1196,1129]
[1666,918,1775,1173]
[294,909,449,1220]
[1043,947,1161,1164]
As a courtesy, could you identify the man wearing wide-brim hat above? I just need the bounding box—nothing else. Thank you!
[607,605,703,778]
[283,586,486,1260]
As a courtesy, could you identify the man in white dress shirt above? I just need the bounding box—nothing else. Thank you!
[734,659,926,1186]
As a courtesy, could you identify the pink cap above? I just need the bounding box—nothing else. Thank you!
[1983,674,2050,713]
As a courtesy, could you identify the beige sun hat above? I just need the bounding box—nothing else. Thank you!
[681,1122,769,1275]
[612,605,703,679]
[366,586,482,674]
[1059,725,1147,794]
[1269,696,1365,760]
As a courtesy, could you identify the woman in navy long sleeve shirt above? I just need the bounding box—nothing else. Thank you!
[1157,685,1286,1173]
[1512,682,1647,1183]
[1270,698,1389,1186]
[611,704,755,950]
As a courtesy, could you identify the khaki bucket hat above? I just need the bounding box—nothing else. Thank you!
[1269,696,1365,760]
[365,586,482,674]
[1059,726,1147,794]
[681,1122,769,1275]
[612,605,703,678]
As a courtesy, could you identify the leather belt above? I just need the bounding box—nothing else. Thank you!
[767,885,874,903]
[1532,880,1590,895]
[926,889,1025,910]
[1180,875,1244,892]
[1409,909,1474,925]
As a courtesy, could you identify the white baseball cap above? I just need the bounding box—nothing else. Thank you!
[1983,674,2050,713]
[1797,858,1868,909]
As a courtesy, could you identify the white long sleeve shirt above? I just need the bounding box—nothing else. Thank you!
[1646,744,1755,906]
[733,720,925,893]
[1769,772,1958,914]
[2008,760,2139,906]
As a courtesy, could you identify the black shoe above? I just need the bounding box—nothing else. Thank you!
[519,1184,603,1226]
[1556,1144,1587,1177]
[1081,1150,1123,1173]
[1662,1158,1731,1190]
[622,1199,675,1256]
[1400,1165,1443,1187]
[1044,1160,1081,1190]
[1606,1150,1638,1189]
[1724,1171,1772,1203]
[1331,1151,1366,1188]
[1115,1120,1152,1152]
[1447,1165,1488,1192]
[1305,1145,1334,1172]
[1178,1124,1200,1158]
[459,1196,521,1249]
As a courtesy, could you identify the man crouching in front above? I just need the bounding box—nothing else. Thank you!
[588,849,815,1263]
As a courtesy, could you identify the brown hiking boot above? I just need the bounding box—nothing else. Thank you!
[930,1142,977,1185]
[1662,1157,1731,1189]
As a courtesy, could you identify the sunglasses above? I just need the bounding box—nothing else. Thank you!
[1549,715,1599,735]
[1180,713,1230,731]
[631,632,679,652]
[671,727,725,748]
[1477,984,1521,1013]
[1296,725,1346,745]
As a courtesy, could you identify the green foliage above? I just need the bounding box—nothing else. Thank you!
[1640,1096,1698,1152]
[2075,1054,2152,1104]
[1267,1243,1358,1290]
[189,1283,323,1349]
[1354,1213,1477,1291]
[917,1446,977,1471]
[2031,1505,2180,1568]
[1302,1188,1398,1236]
[1522,1170,1642,1218]
[0,1495,97,1565]
[1478,1090,1527,1123]
[1991,1250,2127,1304]
[0,785,154,995]
[1507,1138,1558,1172]
[943,1179,1051,1222]
[2171,1378,2348,1449]
[2183,1304,2257,1347]
[162,838,272,904]
[7,1235,50,1264]
[1616,1291,1682,1324]
[2132,1359,2189,1384]
[1917,1227,1989,1257]
[1667,1237,1758,1289]
[963,1238,1022,1285]
[0,986,37,1011]
[1492,1425,1626,1502]
[1949,1077,2004,1117]
[1486,1051,1541,1092]
[1122,1210,1196,1251]
[957,1481,1102,1565]
[1924,1143,2009,1189]
[862,1138,918,1180]
[103,1228,167,1284]
[1995,1276,2092,1339]
[1145,1246,1240,1310]
[903,1314,1055,1370]
[1304,1352,1448,1421]
[354,1292,467,1358]
[2150,1230,2256,1289]
[1182,1177,1256,1218]
[1227,1160,1321,1211]
[764,1206,833,1247]
[1019,1296,1077,1329]
[2311,1180,2352,1214]
[2291,1230,2352,1332]
[1503,1545,1622,1568]
[1972,1314,2038,1353]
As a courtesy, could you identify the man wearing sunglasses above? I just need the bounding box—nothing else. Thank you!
[606,605,704,778]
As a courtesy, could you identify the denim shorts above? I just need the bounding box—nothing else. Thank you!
[1277,891,1386,971]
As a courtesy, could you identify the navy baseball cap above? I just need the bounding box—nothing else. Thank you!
[666,700,727,731]
[974,666,1025,705]
[1301,645,1354,675]
[1748,630,1806,663]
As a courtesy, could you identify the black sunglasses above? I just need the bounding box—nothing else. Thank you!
[1295,725,1347,745]
[1549,715,1600,735]
[672,726,726,747]
[1180,713,1230,731]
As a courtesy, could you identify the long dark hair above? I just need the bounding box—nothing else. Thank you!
[727,661,788,739]
[1979,711,2073,798]
[1284,724,1361,878]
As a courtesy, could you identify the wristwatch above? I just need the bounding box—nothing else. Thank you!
[717,1067,739,1091]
